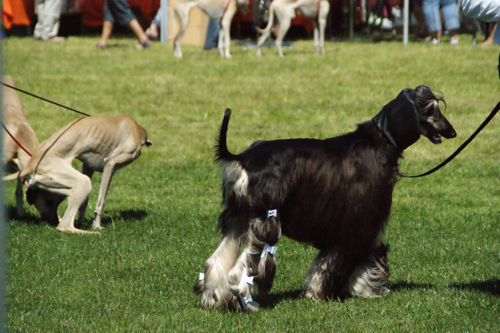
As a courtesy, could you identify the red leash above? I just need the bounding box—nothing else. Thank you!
[2,124,32,157]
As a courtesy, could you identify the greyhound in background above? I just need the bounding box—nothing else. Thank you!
[173,0,249,58]
[4,115,152,234]
[2,75,39,217]
[256,0,330,57]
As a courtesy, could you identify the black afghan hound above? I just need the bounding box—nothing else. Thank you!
[194,85,457,311]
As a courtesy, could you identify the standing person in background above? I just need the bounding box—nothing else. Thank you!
[462,0,500,43]
[461,0,500,76]
[96,0,151,50]
[34,0,66,42]
[480,23,497,46]
[422,0,460,44]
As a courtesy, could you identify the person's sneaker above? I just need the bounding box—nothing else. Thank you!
[429,38,440,45]
[450,36,459,45]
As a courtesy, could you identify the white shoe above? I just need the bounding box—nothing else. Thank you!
[450,36,459,45]
[429,38,440,45]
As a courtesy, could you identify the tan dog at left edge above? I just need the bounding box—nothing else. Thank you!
[2,75,39,217]
[4,115,152,234]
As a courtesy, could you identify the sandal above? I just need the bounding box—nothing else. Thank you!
[96,43,108,49]
[134,39,151,50]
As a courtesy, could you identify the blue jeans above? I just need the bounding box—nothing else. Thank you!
[422,0,460,32]
[203,19,220,50]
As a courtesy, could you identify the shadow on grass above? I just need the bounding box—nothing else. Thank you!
[227,281,447,310]
[258,288,304,309]
[5,205,43,225]
[97,209,148,226]
[6,205,147,228]
[390,281,436,291]
[451,279,500,296]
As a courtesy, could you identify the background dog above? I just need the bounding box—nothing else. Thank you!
[173,0,249,58]
[2,75,39,217]
[5,115,151,234]
[256,0,330,57]
[194,85,456,311]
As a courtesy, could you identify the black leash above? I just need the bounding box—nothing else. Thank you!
[1,82,91,117]
[400,100,500,178]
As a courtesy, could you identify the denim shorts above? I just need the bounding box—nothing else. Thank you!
[103,0,136,26]
[422,0,460,32]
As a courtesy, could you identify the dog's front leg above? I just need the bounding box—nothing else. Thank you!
[303,246,366,300]
[218,29,224,57]
[39,167,95,234]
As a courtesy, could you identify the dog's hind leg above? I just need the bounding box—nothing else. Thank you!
[173,4,192,58]
[218,29,225,57]
[220,1,236,58]
[227,211,281,311]
[92,153,134,230]
[78,163,94,223]
[318,0,329,54]
[194,228,242,309]
[313,20,320,54]
[274,6,291,57]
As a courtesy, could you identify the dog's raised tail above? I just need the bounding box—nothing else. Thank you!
[215,108,237,163]
[256,3,275,34]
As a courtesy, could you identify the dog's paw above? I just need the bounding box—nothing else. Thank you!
[193,280,205,295]
[301,287,324,301]
[234,293,259,312]
[200,289,219,309]
[377,287,390,297]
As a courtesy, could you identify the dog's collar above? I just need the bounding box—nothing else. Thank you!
[372,89,420,151]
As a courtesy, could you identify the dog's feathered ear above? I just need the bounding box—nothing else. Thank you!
[372,88,420,151]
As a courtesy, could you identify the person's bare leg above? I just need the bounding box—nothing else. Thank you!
[481,23,496,46]
[97,21,113,48]
[128,19,151,49]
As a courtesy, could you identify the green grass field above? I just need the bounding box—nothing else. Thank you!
[3,35,500,332]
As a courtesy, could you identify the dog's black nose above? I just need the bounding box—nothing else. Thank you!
[444,128,457,139]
